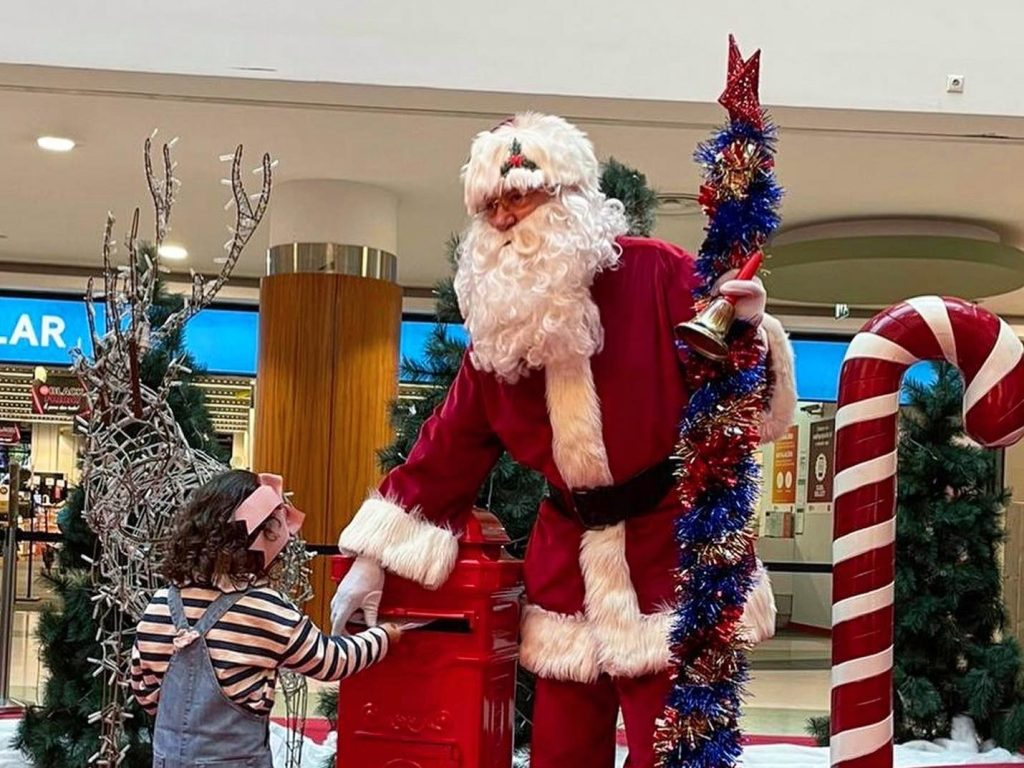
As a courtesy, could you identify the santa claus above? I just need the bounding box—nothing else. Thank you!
[331,112,797,767]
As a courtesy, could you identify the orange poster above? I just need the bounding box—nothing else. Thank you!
[771,425,798,505]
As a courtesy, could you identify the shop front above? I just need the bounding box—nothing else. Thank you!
[754,338,944,635]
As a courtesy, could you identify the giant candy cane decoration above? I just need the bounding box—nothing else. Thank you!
[831,296,1024,768]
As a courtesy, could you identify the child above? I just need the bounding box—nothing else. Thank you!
[131,470,398,768]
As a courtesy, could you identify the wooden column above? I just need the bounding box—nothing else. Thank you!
[253,273,401,628]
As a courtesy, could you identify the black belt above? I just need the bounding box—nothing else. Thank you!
[546,457,677,530]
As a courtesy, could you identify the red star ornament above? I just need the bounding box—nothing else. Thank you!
[718,34,763,129]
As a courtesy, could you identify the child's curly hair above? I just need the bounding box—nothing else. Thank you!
[162,469,283,587]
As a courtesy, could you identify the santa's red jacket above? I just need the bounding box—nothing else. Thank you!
[339,236,796,683]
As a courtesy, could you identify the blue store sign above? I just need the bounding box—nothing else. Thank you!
[0,294,259,376]
[0,293,941,401]
[0,295,99,366]
[791,338,936,403]
[182,308,260,377]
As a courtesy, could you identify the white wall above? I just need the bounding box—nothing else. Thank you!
[230,431,250,470]
[29,422,79,482]
[6,2,1024,117]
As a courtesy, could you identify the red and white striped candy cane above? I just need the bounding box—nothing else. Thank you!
[831,296,1024,768]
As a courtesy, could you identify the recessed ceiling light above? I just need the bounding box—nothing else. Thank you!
[36,136,76,153]
[158,244,188,260]
[213,256,228,264]
[656,193,702,217]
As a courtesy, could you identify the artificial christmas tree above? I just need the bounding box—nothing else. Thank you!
[15,251,229,768]
[600,158,659,238]
[894,362,1024,747]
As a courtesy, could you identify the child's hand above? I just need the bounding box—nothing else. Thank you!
[381,623,403,644]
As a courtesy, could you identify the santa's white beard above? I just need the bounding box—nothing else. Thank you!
[454,190,628,383]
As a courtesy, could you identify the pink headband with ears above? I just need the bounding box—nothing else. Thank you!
[232,473,305,567]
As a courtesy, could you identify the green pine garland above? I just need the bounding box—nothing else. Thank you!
[15,246,228,767]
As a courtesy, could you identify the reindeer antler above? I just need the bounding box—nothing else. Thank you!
[199,145,272,307]
[156,144,272,342]
[144,135,176,247]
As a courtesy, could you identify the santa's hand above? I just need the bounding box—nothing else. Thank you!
[715,269,766,326]
[330,556,385,635]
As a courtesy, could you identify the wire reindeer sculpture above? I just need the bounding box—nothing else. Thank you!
[73,135,313,767]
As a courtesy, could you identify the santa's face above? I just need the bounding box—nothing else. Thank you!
[454,187,628,383]
[481,188,553,232]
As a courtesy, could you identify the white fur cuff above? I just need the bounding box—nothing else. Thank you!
[338,496,460,590]
[759,313,797,444]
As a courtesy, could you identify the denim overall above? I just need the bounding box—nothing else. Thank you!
[152,586,273,768]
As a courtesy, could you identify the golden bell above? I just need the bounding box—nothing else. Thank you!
[674,296,737,361]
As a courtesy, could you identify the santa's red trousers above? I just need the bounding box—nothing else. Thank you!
[530,671,672,768]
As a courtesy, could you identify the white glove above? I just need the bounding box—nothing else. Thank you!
[330,556,385,635]
[738,560,777,645]
[715,269,767,326]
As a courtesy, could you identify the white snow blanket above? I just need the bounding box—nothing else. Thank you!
[0,720,341,768]
[0,719,1018,767]
[523,741,1024,767]
[737,744,1024,767]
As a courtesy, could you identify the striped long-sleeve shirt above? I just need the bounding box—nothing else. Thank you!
[130,585,389,716]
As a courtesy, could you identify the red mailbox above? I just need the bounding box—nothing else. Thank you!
[330,509,523,767]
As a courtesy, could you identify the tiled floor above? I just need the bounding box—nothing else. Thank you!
[744,631,831,735]
[8,610,45,705]
[751,631,832,669]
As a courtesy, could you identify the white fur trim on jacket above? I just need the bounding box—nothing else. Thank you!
[519,525,779,683]
[337,495,459,590]
[759,313,797,444]
[545,357,614,489]
[462,113,602,215]
[519,605,601,683]
[580,524,674,678]
[738,560,777,644]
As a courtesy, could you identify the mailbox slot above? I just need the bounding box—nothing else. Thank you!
[381,608,475,634]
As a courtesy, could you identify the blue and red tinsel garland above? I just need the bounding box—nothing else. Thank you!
[654,36,784,768]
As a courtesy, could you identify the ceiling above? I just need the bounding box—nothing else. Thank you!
[4,64,1024,317]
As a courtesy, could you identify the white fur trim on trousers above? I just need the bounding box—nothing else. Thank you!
[519,525,777,684]
[338,495,459,590]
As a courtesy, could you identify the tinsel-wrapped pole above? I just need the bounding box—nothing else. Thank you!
[654,35,783,768]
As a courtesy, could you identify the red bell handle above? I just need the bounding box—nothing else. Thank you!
[720,251,763,306]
